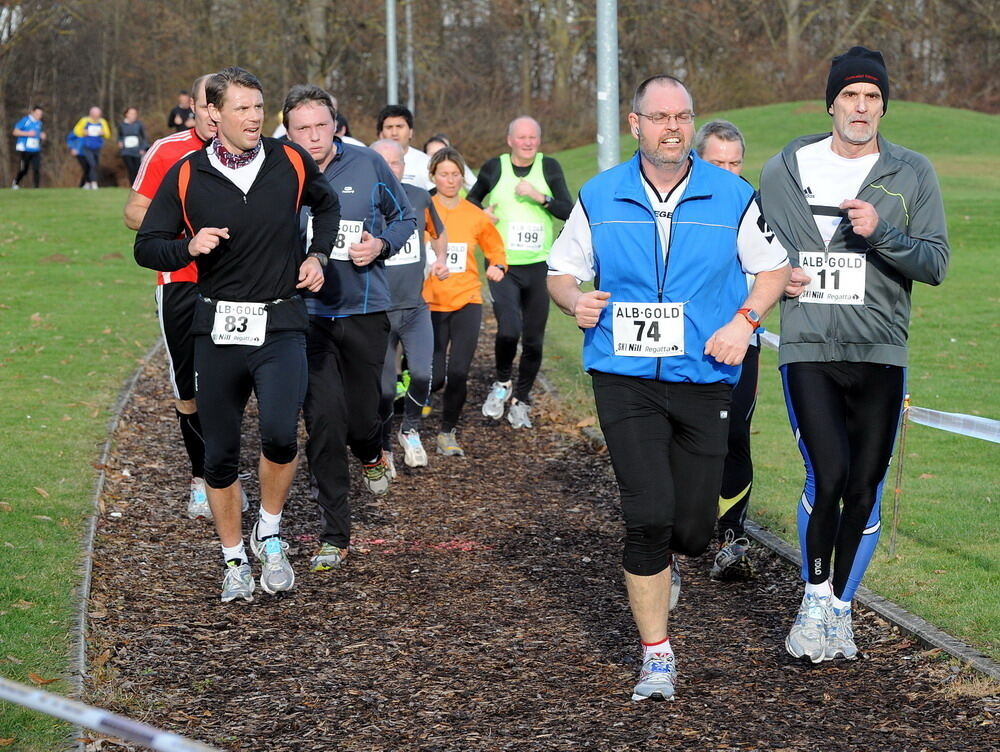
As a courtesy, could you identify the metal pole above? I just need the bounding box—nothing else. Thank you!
[595,0,620,172]
[888,394,911,557]
[386,0,398,105]
[405,0,415,114]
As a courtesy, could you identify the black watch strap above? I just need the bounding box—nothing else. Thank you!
[307,251,328,268]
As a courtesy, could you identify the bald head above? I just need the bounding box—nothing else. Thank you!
[507,116,542,166]
[631,75,692,116]
[370,138,405,181]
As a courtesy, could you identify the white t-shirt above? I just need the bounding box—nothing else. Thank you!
[402,146,432,191]
[641,170,690,262]
[796,136,879,248]
[208,142,265,195]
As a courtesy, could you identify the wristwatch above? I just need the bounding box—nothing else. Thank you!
[307,251,329,268]
[494,264,507,272]
[542,195,553,208]
[377,238,391,260]
[737,307,761,330]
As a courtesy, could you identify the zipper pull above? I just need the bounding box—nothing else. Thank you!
[243,195,247,205]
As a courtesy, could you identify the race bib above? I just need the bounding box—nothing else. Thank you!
[507,221,545,251]
[123,135,140,149]
[211,301,267,346]
[330,219,365,261]
[612,302,685,357]
[385,230,421,266]
[799,251,866,305]
[446,243,468,273]
[25,137,40,150]
[86,123,103,137]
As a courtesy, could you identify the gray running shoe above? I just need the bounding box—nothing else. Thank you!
[507,399,533,429]
[632,651,676,701]
[310,542,349,572]
[785,592,830,663]
[436,431,464,456]
[221,560,255,603]
[361,456,392,495]
[482,381,512,419]
[825,606,859,660]
[710,529,756,581]
[669,560,681,612]
[249,524,295,594]
[187,478,211,520]
[398,428,428,467]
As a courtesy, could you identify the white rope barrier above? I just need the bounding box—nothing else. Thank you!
[0,676,223,752]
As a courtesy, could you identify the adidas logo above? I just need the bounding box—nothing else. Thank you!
[342,186,355,194]
[802,185,815,199]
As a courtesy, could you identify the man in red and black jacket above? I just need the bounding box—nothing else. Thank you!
[135,67,340,604]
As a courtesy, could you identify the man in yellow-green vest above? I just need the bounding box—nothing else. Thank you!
[468,116,573,429]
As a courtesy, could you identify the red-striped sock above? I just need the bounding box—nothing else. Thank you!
[642,636,672,660]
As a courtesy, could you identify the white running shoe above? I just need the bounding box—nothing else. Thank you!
[786,592,830,663]
[220,561,254,603]
[361,456,392,495]
[187,478,211,519]
[482,381,512,419]
[382,450,397,480]
[398,429,428,467]
[250,522,295,594]
[507,399,533,429]
[825,605,859,660]
[632,651,676,701]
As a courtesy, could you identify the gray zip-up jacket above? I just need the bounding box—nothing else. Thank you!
[759,133,949,367]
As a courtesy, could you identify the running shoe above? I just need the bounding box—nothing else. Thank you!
[361,456,392,496]
[250,522,295,594]
[187,478,211,520]
[436,431,464,457]
[710,529,756,581]
[220,560,255,603]
[482,380,512,419]
[632,650,676,701]
[785,592,830,663]
[825,605,859,660]
[310,542,349,571]
[669,560,681,612]
[398,428,428,467]
[507,399,533,429]
[383,450,397,480]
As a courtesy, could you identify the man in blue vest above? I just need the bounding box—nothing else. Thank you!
[469,117,573,428]
[548,75,789,702]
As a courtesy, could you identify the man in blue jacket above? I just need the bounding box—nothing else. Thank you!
[12,105,46,188]
[548,75,789,702]
[284,84,418,574]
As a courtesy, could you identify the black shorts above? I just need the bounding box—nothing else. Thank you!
[155,282,198,401]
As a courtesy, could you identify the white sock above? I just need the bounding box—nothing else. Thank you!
[641,636,673,659]
[256,506,282,538]
[804,581,832,598]
[222,541,247,566]
[831,595,852,613]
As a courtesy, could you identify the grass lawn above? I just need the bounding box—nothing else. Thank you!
[0,188,156,749]
[544,101,1000,662]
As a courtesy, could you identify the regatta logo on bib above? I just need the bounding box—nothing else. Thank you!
[611,302,684,357]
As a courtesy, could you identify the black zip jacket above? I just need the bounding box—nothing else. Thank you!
[134,138,340,303]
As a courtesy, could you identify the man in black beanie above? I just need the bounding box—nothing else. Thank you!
[758,47,949,663]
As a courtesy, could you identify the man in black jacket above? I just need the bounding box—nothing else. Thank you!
[135,67,340,604]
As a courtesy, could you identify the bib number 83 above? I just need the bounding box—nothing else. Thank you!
[225,315,249,333]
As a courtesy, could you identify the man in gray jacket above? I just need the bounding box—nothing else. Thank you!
[759,46,949,664]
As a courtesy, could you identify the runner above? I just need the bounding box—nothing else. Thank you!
[370,138,449,471]
[760,47,949,662]
[135,66,340,602]
[71,106,111,189]
[548,75,789,701]
[11,105,46,189]
[117,107,149,187]
[424,147,506,457]
[283,85,418,573]
[124,74,238,521]
[376,104,432,190]
[167,90,194,133]
[468,116,572,428]
[694,119,757,581]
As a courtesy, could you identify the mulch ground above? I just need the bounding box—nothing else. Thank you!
[84,325,998,752]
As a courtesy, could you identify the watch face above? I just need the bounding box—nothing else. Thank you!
[748,310,760,323]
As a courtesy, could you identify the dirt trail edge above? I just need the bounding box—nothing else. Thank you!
[85,330,998,752]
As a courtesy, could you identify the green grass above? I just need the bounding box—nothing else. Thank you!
[0,188,156,749]
[544,101,1000,661]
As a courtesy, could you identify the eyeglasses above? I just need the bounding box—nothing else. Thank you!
[636,111,695,125]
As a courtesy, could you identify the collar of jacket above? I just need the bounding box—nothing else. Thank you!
[781,131,903,183]
[612,152,713,209]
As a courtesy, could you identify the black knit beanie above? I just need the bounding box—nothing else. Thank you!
[826,46,889,114]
